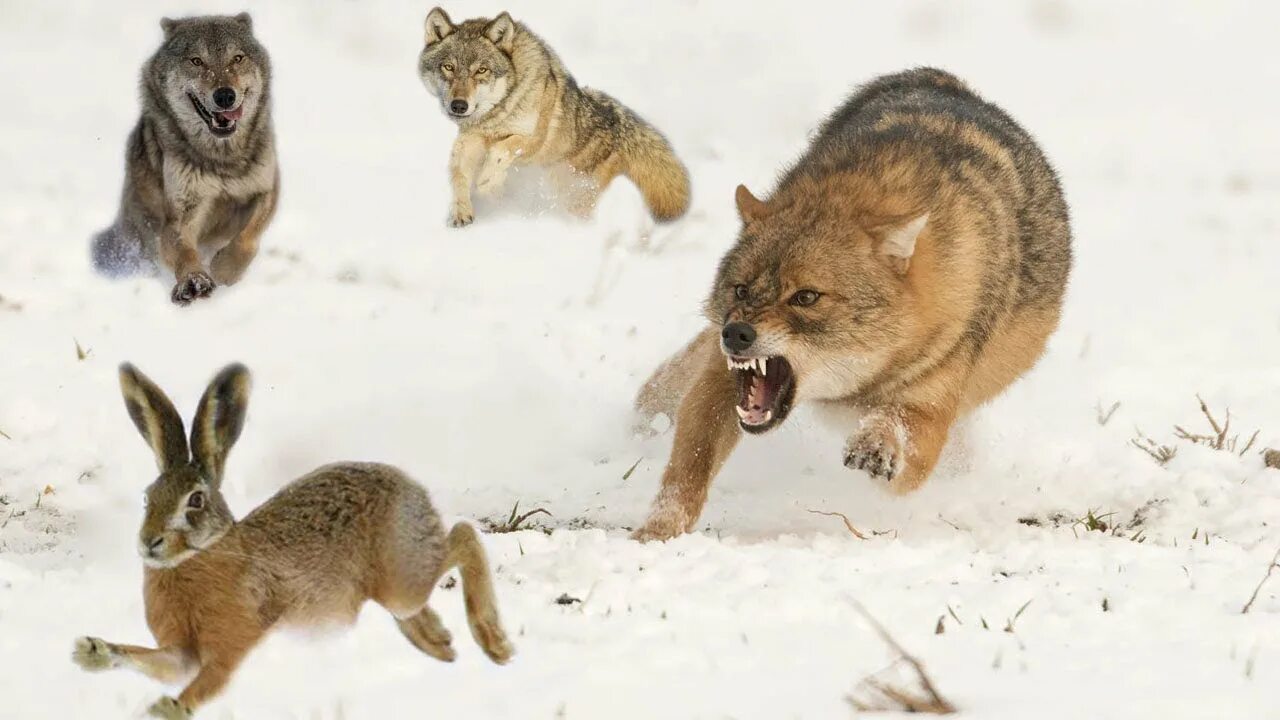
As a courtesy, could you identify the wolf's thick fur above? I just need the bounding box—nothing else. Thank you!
[633,68,1072,541]
[418,7,690,226]
[92,14,278,306]
[71,365,512,718]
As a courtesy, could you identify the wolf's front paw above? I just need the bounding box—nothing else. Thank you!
[630,509,688,543]
[448,202,475,228]
[475,158,510,197]
[844,422,903,482]
[71,636,116,672]
[171,271,215,305]
[148,697,192,720]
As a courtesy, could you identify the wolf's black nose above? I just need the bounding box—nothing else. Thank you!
[722,322,756,353]
[450,99,469,115]
[212,87,237,109]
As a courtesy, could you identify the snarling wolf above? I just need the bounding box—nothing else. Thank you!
[417,7,691,226]
[91,13,278,305]
[632,68,1072,541]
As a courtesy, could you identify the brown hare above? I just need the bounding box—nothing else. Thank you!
[71,363,513,718]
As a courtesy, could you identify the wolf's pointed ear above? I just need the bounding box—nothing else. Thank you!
[873,213,929,275]
[233,12,253,31]
[735,184,768,224]
[485,12,517,52]
[159,18,180,38]
[119,364,189,473]
[190,364,251,487]
[425,7,455,45]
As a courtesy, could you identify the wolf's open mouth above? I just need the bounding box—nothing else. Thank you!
[188,93,244,138]
[726,355,796,433]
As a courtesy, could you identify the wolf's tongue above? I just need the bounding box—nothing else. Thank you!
[216,106,244,122]
[737,372,777,425]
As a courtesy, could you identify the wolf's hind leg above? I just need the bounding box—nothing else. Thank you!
[211,186,277,286]
[444,523,513,664]
[72,637,194,684]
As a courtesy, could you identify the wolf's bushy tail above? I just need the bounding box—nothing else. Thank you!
[90,224,145,278]
[620,120,691,223]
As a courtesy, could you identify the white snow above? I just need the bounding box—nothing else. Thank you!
[2,1,1280,718]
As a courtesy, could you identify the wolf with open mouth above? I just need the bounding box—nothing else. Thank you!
[632,68,1072,541]
[91,13,278,306]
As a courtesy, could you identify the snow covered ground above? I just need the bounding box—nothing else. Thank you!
[2,0,1279,717]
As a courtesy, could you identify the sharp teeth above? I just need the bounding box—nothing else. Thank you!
[735,406,748,420]
[726,357,735,370]
[759,357,768,376]
[763,409,773,422]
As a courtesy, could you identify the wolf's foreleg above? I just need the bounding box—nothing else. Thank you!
[211,185,277,286]
[475,134,531,196]
[448,134,486,227]
[72,636,194,684]
[843,403,956,493]
[632,338,741,541]
[160,202,216,305]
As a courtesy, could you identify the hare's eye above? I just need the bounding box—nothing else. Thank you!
[189,57,204,67]
[187,491,205,509]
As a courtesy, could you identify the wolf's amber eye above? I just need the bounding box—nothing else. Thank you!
[187,491,205,510]
[442,63,454,72]
[189,57,204,67]
[476,67,488,75]
[790,289,821,307]
[232,54,245,64]
[733,284,748,301]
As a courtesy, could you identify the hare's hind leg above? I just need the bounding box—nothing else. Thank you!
[71,637,193,683]
[395,607,456,662]
[445,523,514,664]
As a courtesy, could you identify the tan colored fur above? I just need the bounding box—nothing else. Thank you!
[632,69,1071,540]
[72,365,513,718]
[418,8,690,226]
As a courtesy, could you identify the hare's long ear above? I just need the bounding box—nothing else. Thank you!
[190,363,251,486]
[119,364,189,472]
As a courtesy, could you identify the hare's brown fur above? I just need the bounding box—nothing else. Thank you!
[72,364,512,718]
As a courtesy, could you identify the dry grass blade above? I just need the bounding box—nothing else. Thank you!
[0,428,10,440]
[1095,400,1121,426]
[620,456,643,481]
[846,598,956,715]
[1131,430,1177,466]
[74,338,90,361]
[1241,546,1280,614]
[486,501,552,534]
[807,509,869,540]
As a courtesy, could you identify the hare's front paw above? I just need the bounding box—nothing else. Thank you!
[472,613,515,665]
[148,696,192,720]
[171,271,215,306]
[448,200,475,228]
[71,636,117,672]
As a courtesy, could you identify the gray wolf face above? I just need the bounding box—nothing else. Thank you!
[153,13,270,140]
[417,7,516,121]
[705,186,924,434]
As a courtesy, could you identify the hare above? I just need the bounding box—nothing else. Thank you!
[71,363,513,718]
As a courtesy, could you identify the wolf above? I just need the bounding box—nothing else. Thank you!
[631,68,1072,541]
[417,7,690,227]
[91,13,279,306]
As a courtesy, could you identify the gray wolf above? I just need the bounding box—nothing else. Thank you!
[70,364,512,718]
[417,7,690,226]
[632,68,1072,541]
[91,14,279,306]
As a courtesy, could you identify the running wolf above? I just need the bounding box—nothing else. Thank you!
[417,7,691,226]
[632,68,1072,541]
[91,13,279,305]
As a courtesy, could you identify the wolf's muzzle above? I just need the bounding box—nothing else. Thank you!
[722,322,756,354]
